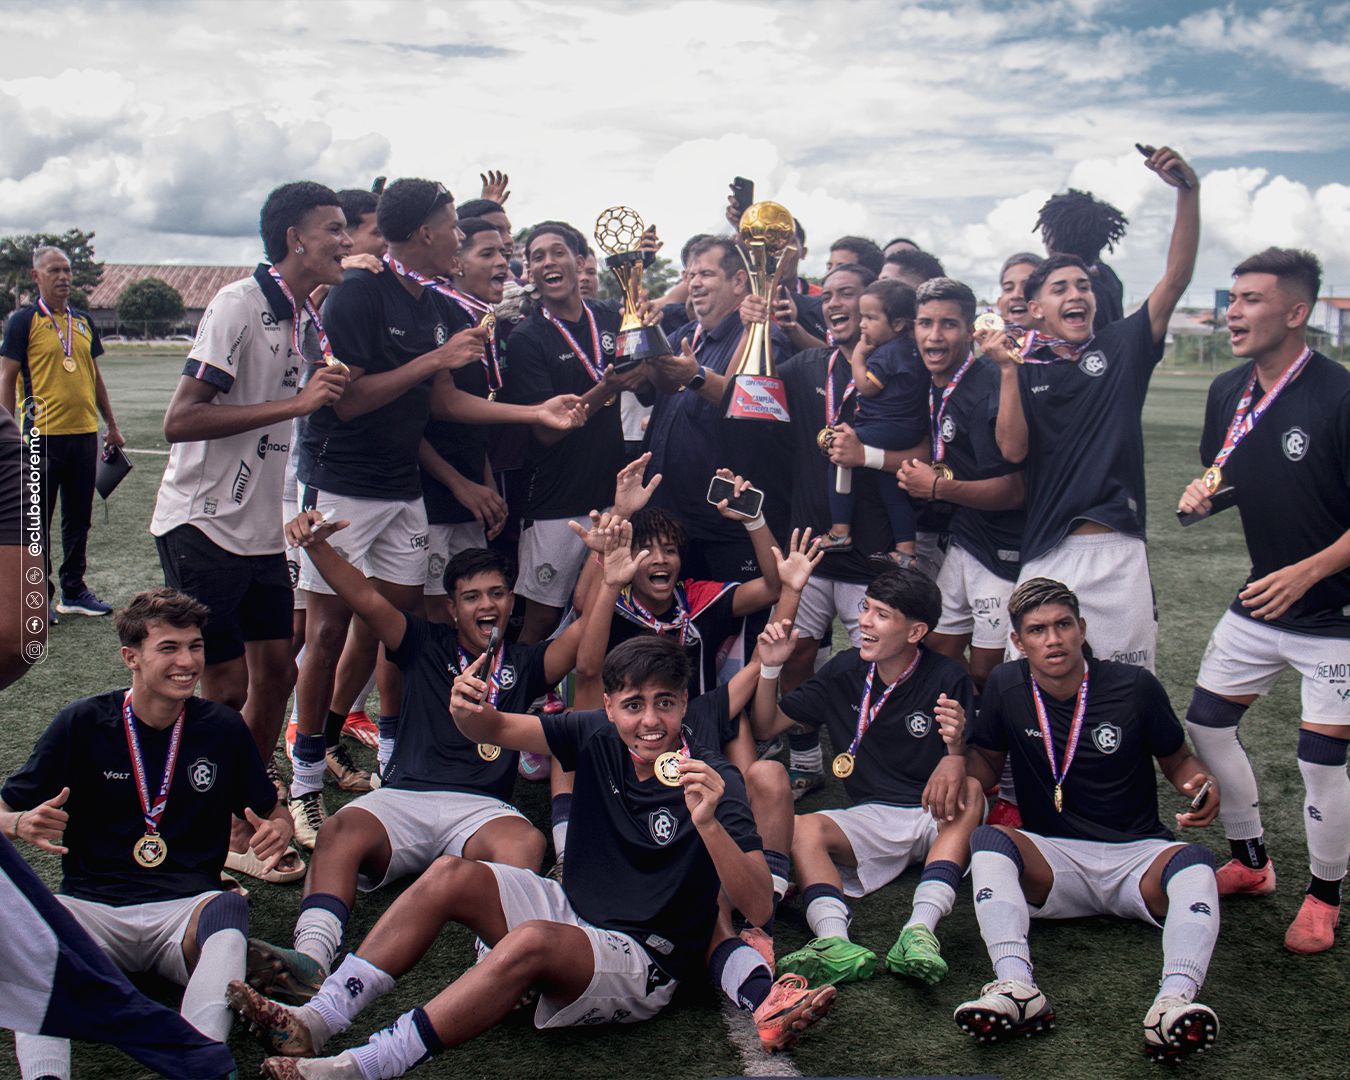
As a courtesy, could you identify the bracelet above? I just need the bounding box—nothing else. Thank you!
[12,810,24,841]
[743,514,767,532]
[863,445,885,470]
[931,476,940,501]
[760,664,784,680]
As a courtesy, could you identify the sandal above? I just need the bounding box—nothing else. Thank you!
[220,871,249,899]
[818,532,853,552]
[225,845,308,884]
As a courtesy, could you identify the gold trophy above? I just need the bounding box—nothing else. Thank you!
[593,206,672,368]
[725,201,795,422]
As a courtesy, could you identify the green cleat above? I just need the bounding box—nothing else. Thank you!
[884,924,948,984]
[777,936,877,986]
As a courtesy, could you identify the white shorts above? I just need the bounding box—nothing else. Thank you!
[935,542,1016,649]
[283,488,305,611]
[342,786,529,891]
[916,529,949,580]
[515,516,591,608]
[1197,609,1350,726]
[1023,833,1180,928]
[487,863,679,1028]
[795,575,865,644]
[56,891,220,984]
[297,488,429,592]
[1015,532,1156,671]
[424,522,489,596]
[816,803,938,898]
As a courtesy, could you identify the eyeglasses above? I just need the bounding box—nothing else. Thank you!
[420,182,451,226]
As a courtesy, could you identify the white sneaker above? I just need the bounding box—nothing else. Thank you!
[260,1051,363,1079]
[290,790,327,850]
[1143,994,1218,1060]
[954,979,1055,1042]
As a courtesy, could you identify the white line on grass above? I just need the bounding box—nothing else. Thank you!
[719,998,802,1078]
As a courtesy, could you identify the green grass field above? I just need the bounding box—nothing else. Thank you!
[1,352,1344,1079]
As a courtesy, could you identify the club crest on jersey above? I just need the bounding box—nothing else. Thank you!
[498,665,516,689]
[434,324,449,345]
[907,711,931,738]
[428,553,446,582]
[1079,351,1107,377]
[1282,426,1309,461]
[189,757,217,792]
[940,415,956,442]
[601,331,616,354]
[648,807,678,846]
[1091,723,1121,755]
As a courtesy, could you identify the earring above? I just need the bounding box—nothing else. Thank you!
[297,245,305,254]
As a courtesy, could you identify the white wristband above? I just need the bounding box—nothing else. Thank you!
[760,664,783,680]
[743,514,767,532]
[863,445,885,470]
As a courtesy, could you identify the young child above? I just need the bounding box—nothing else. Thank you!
[824,279,927,565]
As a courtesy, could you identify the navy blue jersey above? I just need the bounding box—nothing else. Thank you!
[543,711,761,983]
[563,686,738,755]
[856,335,928,444]
[970,658,1185,842]
[604,580,741,696]
[384,614,551,798]
[1200,351,1350,637]
[1,692,276,905]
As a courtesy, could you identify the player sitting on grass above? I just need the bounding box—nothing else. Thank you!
[1,588,293,1078]
[953,577,1223,1061]
[227,635,835,1077]
[246,513,594,1005]
[750,565,983,987]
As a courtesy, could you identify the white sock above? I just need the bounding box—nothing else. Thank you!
[289,646,305,731]
[309,954,396,1037]
[350,1009,438,1080]
[1299,752,1350,883]
[904,879,957,933]
[354,669,377,716]
[997,757,1018,805]
[552,819,569,858]
[1186,719,1263,842]
[377,738,395,775]
[805,894,851,941]
[295,906,344,971]
[971,849,1034,985]
[790,744,823,774]
[290,731,328,798]
[180,928,245,1042]
[1160,864,1220,1000]
[15,1032,69,1079]
[717,942,770,1010]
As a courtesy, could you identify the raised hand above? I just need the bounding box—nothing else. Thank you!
[284,509,350,549]
[613,452,662,518]
[450,649,494,725]
[773,527,823,593]
[14,786,70,854]
[679,757,724,828]
[712,468,758,521]
[479,169,511,204]
[244,806,291,872]
[756,617,800,669]
[602,517,651,589]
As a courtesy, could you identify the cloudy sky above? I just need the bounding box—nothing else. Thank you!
[3,0,1349,306]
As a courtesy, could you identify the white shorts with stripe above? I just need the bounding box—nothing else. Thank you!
[1022,833,1181,928]
[817,803,939,898]
[935,541,1016,649]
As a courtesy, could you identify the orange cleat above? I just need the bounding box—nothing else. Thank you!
[753,973,835,1052]
[1284,895,1340,954]
[1215,858,1276,897]
[341,711,379,749]
[739,926,776,974]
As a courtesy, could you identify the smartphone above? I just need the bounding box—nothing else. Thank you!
[481,625,501,662]
[732,176,755,212]
[706,475,764,519]
[1190,779,1213,812]
[1177,485,1238,527]
[1135,144,1192,189]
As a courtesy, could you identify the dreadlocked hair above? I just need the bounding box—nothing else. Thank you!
[1008,577,1080,632]
[630,507,687,555]
[1034,189,1128,264]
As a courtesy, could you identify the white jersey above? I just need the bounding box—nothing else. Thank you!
[150,268,309,555]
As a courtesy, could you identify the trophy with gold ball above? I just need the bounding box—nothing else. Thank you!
[593,206,672,369]
[725,201,795,422]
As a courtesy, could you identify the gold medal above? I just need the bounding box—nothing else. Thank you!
[133,833,167,868]
[1054,783,1064,814]
[974,311,1005,334]
[932,462,955,481]
[62,357,77,373]
[1201,465,1222,494]
[325,356,350,373]
[488,390,497,402]
[477,743,502,762]
[479,311,497,336]
[816,427,835,453]
[831,753,854,779]
[654,751,684,787]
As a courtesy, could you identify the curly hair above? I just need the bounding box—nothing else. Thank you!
[1034,189,1128,264]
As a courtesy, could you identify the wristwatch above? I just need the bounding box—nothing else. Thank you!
[684,365,708,392]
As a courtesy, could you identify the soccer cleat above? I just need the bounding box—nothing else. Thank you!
[739,926,776,973]
[777,936,876,986]
[1215,857,1276,897]
[267,756,289,804]
[756,735,785,760]
[884,924,948,984]
[518,751,550,781]
[260,1054,363,1080]
[954,979,1055,1042]
[341,711,379,749]
[225,980,326,1057]
[325,744,372,792]
[753,973,837,1052]
[290,791,327,850]
[55,588,112,616]
[247,938,327,1004]
[542,688,566,714]
[1284,895,1340,955]
[1142,995,1218,1060]
[986,798,1023,829]
[789,768,825,802]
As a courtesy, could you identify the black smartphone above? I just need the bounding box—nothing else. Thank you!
[1190,779,1213,812]
[706,475,764,519]
[732,176,755,212]
[1177,485,1238,527]
[1135,144,1192,189]
[481,625,501,662]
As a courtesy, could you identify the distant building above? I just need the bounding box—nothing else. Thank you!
[85,263,252,334]
[1313,297,1350,347]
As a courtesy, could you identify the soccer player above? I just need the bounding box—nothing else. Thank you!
[1177,247,1350,955]
[954,578,1222,1061]
[751,567,983,987]
[995,252,1043,330]
[228,636,834,1076]
[986,145,1199,673]
[1,588,293,1076]
[826,236,884,277]
[1035,189,1128,331]
[880,248,946,289]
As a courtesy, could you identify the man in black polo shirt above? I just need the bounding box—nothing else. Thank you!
[229,637,834,1074]
[502,220,645,643]
[1,588,292,1075]
[955,578,1222,1060]
[1177,247,1350,956]
[987,145,1199,674]
[750,567,981,989]
[247,523,592,1004]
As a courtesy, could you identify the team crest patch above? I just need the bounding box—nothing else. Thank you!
[940,415,956,442]
[189,757,217,792]
[601,331,616,354]
[498,664,516,689]
[286,558,300,589]
[1091,723,1121,755]
[1282,426,1309,461]
[536,563,557,586]
[648,807,678,846]
[427,553,446,582]
[907,711,931,738]
[1079,351,1107,377]
[434,324,449,345]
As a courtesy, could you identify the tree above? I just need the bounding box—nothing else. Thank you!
[0,229,104,322]
[116,278,185,337]
[597,254,680,308]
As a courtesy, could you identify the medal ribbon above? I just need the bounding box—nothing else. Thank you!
[847,650,923,757]
[824,348,855,426]
[36,297,73,358]
[267,267,335,364]
[1018,329,1094,365]
[616,584,690,645]
[383,257,503,392]
[1209,346,1312,477]
[457,641,505,708]
[541,304,604,383]
[928,352,975,463]
[121,692,186,839]
[1029,662,1090,799]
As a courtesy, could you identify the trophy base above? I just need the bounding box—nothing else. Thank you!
[614,324,672,369]
[725,374,791,423]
